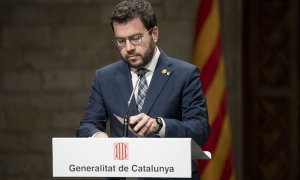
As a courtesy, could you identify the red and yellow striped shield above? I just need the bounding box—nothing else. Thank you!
[114,142,129,160]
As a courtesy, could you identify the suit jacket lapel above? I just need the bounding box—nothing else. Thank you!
[115,61,140,117]
[142,52,173,114]
[115,62,133,114]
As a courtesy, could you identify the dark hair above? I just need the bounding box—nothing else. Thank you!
[110,0,157,31]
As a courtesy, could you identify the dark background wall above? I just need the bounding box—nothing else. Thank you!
[0,0,298,180]
[243,0,299,179]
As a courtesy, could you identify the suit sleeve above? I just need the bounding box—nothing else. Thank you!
[164,67,210,145]
[76,70,107,137]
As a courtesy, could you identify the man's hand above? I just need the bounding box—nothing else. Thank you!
[129,113,159,137]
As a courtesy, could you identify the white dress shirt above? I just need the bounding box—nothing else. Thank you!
[130,47,166,137]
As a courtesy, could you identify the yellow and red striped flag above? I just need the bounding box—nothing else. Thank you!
[193,0,235,179]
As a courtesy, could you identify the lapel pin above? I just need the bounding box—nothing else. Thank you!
[162,69,169,75]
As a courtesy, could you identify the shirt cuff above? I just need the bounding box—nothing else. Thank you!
[91,131,107,138]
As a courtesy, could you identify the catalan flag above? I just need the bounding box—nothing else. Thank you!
[193,0,235,179]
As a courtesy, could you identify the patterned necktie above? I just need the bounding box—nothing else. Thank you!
[136,68,148,112]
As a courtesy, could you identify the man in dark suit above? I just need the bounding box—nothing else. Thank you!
[76,0,210,179]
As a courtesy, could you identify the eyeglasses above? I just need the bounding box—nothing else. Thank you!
[113,28,153,48]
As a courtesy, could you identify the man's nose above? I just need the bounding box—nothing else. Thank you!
[125,40,135,51]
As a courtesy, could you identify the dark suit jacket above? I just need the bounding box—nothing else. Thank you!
[76,51,210,145]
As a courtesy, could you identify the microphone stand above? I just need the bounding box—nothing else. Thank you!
[123,115,129,137]
[123,75,140,137]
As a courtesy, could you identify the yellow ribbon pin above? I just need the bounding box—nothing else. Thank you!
[162,69,168,75]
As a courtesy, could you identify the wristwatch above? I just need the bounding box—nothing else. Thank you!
[154,117,163,134]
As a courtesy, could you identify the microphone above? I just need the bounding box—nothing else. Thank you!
[123,69,143,137]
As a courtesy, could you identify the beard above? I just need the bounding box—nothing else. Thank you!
[122,39,156,69]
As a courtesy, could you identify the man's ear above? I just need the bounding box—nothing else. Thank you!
[152,26,159,43]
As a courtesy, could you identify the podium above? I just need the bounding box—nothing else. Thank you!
[52,138,211,178]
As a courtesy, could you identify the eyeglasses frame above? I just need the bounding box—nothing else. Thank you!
[112,28,153,48]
